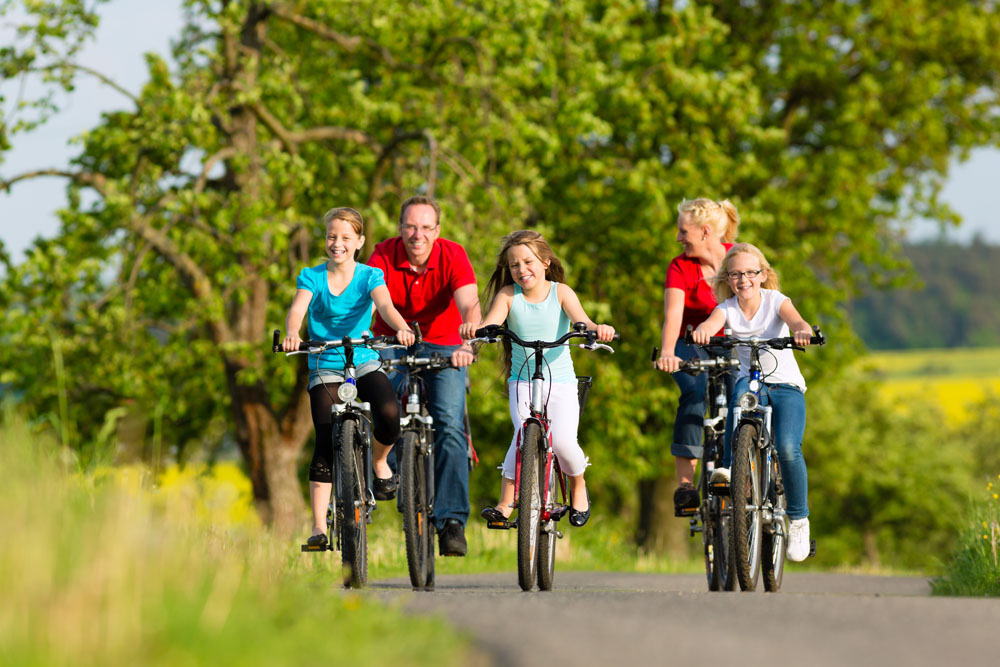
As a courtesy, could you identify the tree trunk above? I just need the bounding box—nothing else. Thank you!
[635,474,693,558]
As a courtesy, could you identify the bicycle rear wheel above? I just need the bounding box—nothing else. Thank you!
[517,422,544,591]
[731,422,762,591]
[338,420,368,589]
[400,430,434,590]
[762,451,787,592]
[536,458,558,591]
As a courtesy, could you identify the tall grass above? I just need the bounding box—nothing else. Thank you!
[932,474,1000,597]
[0,414,472,666]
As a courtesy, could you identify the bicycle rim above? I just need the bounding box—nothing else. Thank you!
[338,420,367,588]
[517,422,543,591]
[401,430,433,589]
[731,423,762,591]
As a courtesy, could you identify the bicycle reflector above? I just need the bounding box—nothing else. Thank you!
[338,379,359,403]
[738,392,759,411]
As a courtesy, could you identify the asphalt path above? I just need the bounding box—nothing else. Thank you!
[368,572,997,666]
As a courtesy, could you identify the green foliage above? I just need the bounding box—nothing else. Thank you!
[851,239,1000,349]
[0,413,472,666]
[932,474,1000,597]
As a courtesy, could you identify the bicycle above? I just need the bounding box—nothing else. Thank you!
[470,322,618,591]
[687,326,825,591]
[381,349,456,590]
[271,329,405,588]
[651,340,740,591]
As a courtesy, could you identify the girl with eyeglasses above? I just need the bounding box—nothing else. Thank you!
[654,198,740,515]
[691,242,816,561]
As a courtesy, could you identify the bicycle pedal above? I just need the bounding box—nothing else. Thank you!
[674,506,699,517]
[808,539,817,558]
[549,505,569,521]
[709,482,730,496]
[300,544,330,552]
[486,520,513,530]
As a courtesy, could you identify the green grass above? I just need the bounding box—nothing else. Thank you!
[931,474,1000,597]
[863,346,1000,379]
[0,415,474,667]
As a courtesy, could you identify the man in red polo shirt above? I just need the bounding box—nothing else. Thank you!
[368,195,481,556]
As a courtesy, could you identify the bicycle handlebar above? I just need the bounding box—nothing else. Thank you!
[271,329,406,354]
[649,345,740,373]
[470,322,620,350]
[383,354,456,371]
[683,324,826,351]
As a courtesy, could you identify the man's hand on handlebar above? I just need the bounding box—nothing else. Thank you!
[451,344,476,368]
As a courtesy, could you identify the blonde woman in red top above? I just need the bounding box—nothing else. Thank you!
[654,198,740,514]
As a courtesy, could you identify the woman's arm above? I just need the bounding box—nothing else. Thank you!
[778,298,813,346]
[371,284,416,346]
[655,287,686,372]
[556,283,615,342]
[282,289,313,352]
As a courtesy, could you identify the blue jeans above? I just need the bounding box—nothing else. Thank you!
[723,377,809,520]
[383,343,470,529]
[670,340,735,459]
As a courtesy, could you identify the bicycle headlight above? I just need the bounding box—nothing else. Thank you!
[738,392,759,411]
[338,381,358,403]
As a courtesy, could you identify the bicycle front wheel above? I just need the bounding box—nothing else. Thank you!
[338,420,368,589]
[731,422,762,591]
[536,460,559,591]
[762,452,787,592]
[517,422,544,591]
[400,430,434,590]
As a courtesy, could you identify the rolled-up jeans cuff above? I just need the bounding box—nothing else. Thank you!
[670,442,703,459]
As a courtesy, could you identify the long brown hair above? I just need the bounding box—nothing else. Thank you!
[482,230,566,378]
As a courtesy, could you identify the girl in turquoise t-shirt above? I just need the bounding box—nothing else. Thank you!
[461,230,615,528]
[282,207,415,547]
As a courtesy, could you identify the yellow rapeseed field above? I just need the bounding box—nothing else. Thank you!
[862,347,1000,426]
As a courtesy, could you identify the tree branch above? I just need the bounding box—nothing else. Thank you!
[0,168,108,194]
[31,63,140,107]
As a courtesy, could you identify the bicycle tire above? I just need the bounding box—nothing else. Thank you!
[517,422,544,591]
[536,458,558,591]
[731,422,762,591]
[762,451,787,592]
[400,430,434,589]
[701,463,721,591]
[716,496,736,591]
[338,420,368,588]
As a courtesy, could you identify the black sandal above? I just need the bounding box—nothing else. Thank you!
[569,489,591,527]
[481,506,512,529]
[373,473,399,500]
[306,533,328,547]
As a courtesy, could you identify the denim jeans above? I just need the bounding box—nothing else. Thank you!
[383,343,470,529]
[670,340,735,459]
[723,376,809,520]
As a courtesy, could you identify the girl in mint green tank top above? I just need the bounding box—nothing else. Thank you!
[461,231,616,528]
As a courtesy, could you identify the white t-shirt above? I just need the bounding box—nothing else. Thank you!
[716,289,807,392]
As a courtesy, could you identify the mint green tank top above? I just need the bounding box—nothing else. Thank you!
[507,281,575,383]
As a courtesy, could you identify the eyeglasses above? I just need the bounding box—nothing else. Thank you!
[401,224,438,234]
[727,269,764,281]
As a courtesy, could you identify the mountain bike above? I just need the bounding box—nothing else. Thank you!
[652,341,739,591]
[381,350,456,591]
[272,329,405,588]
[688,326,825,591]
[471,322,617,591]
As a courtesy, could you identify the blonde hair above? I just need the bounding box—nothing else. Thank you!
[709,243,781,302]
[677,198,740,243]
[322,207,365,259]
[483,230,566,378]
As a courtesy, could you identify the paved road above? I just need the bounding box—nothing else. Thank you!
[369,572,997,666]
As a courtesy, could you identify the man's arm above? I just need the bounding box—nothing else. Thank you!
[451,282,481,367]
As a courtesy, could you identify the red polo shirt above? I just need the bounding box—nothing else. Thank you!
[368,236,477,345]
[665,243,733,335]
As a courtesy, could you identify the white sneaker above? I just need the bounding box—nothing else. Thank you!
[786,517,810,562]
[709,467,730,484]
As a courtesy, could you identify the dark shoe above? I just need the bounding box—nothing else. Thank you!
[438,519,468,556]
[372,473,399,500]
[306,533,328,548]
[569,489,591,527]
[481,506,512,529]
[673,482,700,513]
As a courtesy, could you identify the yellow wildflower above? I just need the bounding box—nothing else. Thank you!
[994,493,999,500]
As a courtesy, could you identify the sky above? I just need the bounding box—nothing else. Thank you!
[2,2,999,264]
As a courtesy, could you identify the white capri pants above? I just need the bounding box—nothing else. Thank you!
[503,381,588,479]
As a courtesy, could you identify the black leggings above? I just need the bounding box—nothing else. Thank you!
[308,371,400,483]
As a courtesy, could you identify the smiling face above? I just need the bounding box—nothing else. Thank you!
[725,251,766,302]
[676,213,711,258]
[506,243,550,292]
[399,203,440,268]
[326,217,365,265]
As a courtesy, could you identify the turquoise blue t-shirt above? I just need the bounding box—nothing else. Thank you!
[507,281,575,383]
[296,263,385,371]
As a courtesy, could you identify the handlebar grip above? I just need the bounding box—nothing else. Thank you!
[272,329,281,354]
[651,347,659,363]
[410,321,422,345]
[611,332,621,342]
[683,324,694,345]
[475,325,499,338]
[811,325,826,345]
